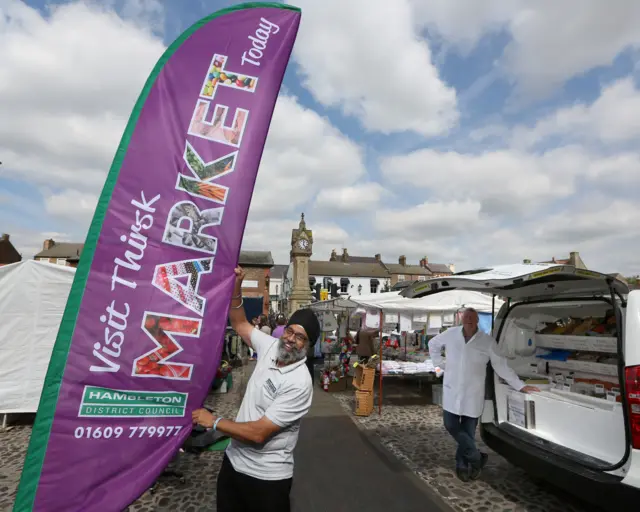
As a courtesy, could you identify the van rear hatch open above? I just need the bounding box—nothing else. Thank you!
[401,264,638,474]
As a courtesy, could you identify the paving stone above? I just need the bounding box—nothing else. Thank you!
[333,381,596,512]
[0,365,599,511]
[0,363,250,511]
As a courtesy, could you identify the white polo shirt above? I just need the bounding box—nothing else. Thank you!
[226,328,313,480]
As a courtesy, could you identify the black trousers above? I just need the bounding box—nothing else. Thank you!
[217,455,293,512]
[306,357,315,385]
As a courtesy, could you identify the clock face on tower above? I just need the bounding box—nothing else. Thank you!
[297,239,309,251]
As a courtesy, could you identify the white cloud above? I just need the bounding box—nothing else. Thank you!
[344,195,640,275]
[0,2,369,265]
[533,199,640,245]
[45,190,98,222]
[3,0,640,280]
[469,123,509,143]
[511,78,640,149]
[585,152,640,189]
[410,1,640,98]
[119,0,165,33]
[248,95,366,219]
[290,0,459,136]
[472,198,640,274]
[410,0,518,52]
[0,0,165,195]
[503,1,640,98]
[380,146,588,214]
[375,200,483,237]
[314,183,386,215]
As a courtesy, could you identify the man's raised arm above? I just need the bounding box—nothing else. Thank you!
[229,267,254,347]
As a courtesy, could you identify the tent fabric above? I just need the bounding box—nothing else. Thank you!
[309,290,502,315]
[352,290,502,313]
[0,260,75,414]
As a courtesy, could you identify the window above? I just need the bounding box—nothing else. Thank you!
[56,258,68,266]
[370,278,380,294]
[397,274,405,282]
[275,285,279,295]
[418,275,426,281]
[340,277,350,293]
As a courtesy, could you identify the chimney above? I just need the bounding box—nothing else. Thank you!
[330,249,337,261]
[399,255,406,266]
[43,238,55,251]
[374,253,381,262]
[1,233,8,241]
[569,251,584,269]
[341,248,349,262]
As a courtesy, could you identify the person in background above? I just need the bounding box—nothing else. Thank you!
[246,318,259,359]
[255,315,272,360]
[272,314,287,339]
[193,267,319,512]
[258,314,272,335]
[305,330,317,385]
[428,307,540,482]
[355,328,375,363]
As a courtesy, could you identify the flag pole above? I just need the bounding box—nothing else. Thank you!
[378,309,383,415]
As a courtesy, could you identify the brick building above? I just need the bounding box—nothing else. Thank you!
[34,239,83,267]
[0,234,21,266]
[238,250,274,315]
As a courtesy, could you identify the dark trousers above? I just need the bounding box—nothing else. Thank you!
[443,410,481,469]
[217,455,293,512]
[306,357,315,385]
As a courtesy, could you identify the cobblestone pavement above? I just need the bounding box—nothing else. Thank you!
[0,363,251,512]
[334,381,599,512]
[1,365,601,512]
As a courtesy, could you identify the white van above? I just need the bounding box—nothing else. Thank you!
[402,264,640,510]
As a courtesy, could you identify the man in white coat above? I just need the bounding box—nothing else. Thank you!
[429,308,539,482]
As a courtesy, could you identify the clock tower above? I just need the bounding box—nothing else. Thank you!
[288,213,313,314]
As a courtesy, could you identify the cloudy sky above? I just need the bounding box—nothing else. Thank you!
[1,0,639,275]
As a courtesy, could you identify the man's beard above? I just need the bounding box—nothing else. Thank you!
[276,338,307,365]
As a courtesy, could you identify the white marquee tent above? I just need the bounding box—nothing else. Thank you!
[352,290,502,313]
[0,260,75,416]
[311,290,503,315]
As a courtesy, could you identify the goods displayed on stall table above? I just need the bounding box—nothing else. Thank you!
[308,289,501,415]
[495,304,626,464]
[515,312,621,402]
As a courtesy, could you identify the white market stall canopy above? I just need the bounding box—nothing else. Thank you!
[310,290,502,313]
[355,290,503,313]
[310,290,503,332]
[0,260,75,414]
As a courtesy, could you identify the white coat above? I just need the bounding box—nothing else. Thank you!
[429,326,524,418]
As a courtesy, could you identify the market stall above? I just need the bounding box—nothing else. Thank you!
[309,290,504,414]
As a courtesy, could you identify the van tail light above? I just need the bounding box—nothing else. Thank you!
[626,365,640,450]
